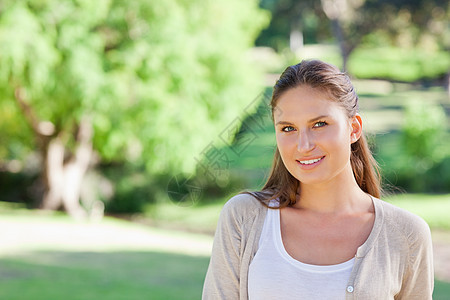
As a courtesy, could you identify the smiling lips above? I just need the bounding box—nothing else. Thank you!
[297,156,325,165]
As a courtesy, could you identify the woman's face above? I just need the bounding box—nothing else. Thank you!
[274,85,361,186]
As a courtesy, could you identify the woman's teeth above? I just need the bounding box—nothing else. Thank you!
[299,157,323,165]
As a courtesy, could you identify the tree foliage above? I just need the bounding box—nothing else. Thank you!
[0,0,269,211]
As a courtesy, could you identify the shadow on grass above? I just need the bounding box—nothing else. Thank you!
[435,279,450,300]
[0,251,210,300]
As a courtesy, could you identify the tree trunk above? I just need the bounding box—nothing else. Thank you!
[321,0,354,71]
[290,19,303,53]
[41,137,65,210]
[14,87,95,219]
[330,18,350,71]
[41,117,93,220]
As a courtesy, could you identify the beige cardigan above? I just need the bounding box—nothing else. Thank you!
[202,193,434,299]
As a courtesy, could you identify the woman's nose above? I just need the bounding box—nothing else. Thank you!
[297,130,315,152]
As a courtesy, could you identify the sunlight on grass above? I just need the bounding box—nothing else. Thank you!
[385,194,450,229]
[355,82,448,134]
[362,109,404,133]
[144,201,223,235]
[0,211,213,257]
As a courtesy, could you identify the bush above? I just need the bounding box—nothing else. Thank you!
[402,100,447,163]
[0,171,39,207]
[102,165,156,214]
[375,99,449,193]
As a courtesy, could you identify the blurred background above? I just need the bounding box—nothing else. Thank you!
[0,0,449,299]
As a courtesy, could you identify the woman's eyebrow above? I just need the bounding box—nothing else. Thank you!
[275,115,329,126]
[309,115,329,122]
[275,121,293,126]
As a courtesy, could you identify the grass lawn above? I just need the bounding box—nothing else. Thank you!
[435,280,450,300]
[0,203,213,299]
[0,251,210,300]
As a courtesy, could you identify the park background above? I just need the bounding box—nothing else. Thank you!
[0,0,449,299]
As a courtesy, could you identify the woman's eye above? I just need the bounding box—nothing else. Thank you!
[313,121,327,128]
[281,126,295,132]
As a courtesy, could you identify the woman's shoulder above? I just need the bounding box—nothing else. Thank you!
[220,193,267,224]
[375,197,431,242]
[223,192,267,213]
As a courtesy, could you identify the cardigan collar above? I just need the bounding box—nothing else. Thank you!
[355,196,384,258]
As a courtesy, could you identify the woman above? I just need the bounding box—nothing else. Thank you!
[202,60,434,299]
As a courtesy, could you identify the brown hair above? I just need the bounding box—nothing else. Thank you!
[247,59,381,208]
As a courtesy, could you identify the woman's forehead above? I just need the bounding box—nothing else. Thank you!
[274,86,345,121]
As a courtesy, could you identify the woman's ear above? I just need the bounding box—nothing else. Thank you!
[350,114,363,144]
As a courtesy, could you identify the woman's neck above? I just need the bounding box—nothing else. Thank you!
[294,168,371,214]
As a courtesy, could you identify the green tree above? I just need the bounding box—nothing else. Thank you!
[0,0,269,217]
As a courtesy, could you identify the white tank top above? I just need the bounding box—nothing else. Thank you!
[248,205,355,300]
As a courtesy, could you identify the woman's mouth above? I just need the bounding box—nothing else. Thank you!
[298,157,323,165]
[296,156,325,168]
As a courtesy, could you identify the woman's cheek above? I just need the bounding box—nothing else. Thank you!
[277,134,296,151]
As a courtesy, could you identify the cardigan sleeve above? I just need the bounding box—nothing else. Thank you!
[395,216,434,300]
[202,197,244,300]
